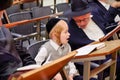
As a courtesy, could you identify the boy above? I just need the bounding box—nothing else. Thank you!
[35,18,78,80]
[35,18,97,80]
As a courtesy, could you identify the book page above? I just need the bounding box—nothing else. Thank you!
[75,45,96,56]
[91,42,105,49]
[17,64,41,71]
[75,42,105,56]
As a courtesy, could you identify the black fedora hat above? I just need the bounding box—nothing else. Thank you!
[64,0,91,17]
[0,0,13,11]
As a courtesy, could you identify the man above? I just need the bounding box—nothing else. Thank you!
[0,0,36,80]
[64,0,120,79]
[64,0,120,50]
[88,1,120,79]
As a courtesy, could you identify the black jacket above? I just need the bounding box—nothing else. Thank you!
[0,26,36,80]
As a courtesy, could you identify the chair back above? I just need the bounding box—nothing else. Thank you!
[27,40,48,59]
[31,6,52,24]
[56,3,70,12]
[31,6,52,38]
[6,4,21,15]
[22,1,38,10]
[56,3,70,20]
[8,11,36,35]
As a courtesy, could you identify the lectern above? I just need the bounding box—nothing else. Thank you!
[10,51,77,80]
[73,40,120,80]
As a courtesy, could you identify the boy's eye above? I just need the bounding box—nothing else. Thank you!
[65,31,67,33]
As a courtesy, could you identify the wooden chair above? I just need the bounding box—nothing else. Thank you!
[4,12,63,41]
[31,6,53,39]
[6,4,21,16]
[56,2,70,20]
[8,11,37,47]
[4,4,21,24]
[21,1,38,11]
[27,40,48,59]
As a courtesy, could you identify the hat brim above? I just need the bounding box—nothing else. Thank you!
[0,0,13,11]
[64,7,91,17]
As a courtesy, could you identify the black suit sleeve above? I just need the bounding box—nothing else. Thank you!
[15,44,36,66]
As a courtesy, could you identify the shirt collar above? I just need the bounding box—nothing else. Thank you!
[99,1,110,10]
[49,39,65,50]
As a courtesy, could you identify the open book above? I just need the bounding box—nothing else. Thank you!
[11,50,76,80]
[17,64,41,71]
[75,42,105,56]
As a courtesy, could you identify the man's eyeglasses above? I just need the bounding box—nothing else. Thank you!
[74,15,93,23]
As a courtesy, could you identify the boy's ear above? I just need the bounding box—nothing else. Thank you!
[52,32,58,39]
[49,32,55,38]
[50,33,58,41]
[52,32,57,37]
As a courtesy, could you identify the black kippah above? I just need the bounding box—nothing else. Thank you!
[0,0,13,11]
[46,18,61,34]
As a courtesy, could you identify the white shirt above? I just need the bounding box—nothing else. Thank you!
[35,40,62,65]
[83,19,105,41]
[35,39,78,75]
[99,0,110,10]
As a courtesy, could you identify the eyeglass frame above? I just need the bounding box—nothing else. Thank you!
[74,15,93,23]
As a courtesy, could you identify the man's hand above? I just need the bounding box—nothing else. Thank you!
[111,1,120,8]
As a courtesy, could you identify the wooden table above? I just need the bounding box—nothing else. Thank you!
[72,40,120,80]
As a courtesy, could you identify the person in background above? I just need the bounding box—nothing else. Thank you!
[88,0,120,29]
[98,0,119,21]
[64,0,120,79]
[0,0,36,80]
[87,1,120,79]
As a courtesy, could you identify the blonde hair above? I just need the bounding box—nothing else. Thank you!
[49,20,64,44]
